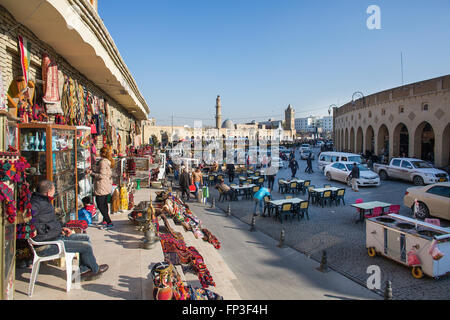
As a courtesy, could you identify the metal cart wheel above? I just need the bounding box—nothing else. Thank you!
[412,266,424,279]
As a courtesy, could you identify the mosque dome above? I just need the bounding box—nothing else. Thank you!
[221,119,234,129]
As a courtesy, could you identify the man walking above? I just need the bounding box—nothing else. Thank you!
[289,157,299,178]
[226,163,235,183]
[191,167,203,199]
[348,162,360,192]
[179,166,191,201]
[306,153,314,174]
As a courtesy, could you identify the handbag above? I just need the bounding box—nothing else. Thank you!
[189,184,196,192]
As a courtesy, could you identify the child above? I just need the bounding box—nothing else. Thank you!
[78,196,96,226]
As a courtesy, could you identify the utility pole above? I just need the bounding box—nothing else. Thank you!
[401,52,404,85]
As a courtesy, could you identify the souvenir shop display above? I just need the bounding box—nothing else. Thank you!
[150,261,222,300]
[0,151,32,300]
[76,126,92,203]
[18,123,78,223]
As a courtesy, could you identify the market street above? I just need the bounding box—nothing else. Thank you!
[206,147,450,300]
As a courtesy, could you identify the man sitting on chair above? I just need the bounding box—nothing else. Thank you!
[31,180,109,281]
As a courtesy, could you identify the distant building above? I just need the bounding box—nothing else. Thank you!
[295,116,333,134]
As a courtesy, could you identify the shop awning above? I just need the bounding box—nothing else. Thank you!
[1,0,150,121]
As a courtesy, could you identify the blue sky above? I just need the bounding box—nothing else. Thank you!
[99,1,450,126]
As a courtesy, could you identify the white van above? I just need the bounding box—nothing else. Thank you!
[318,152,364,172]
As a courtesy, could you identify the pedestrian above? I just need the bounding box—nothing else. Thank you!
[348,162,360,192]
[253,187,271,216]
[91,146,114,229]
[266,163,277,190]
[179,166,191,201]
[226,162,235,183]
[31,180,109,281]
[192,167,203,199]
[289,157,299,178]
[306,153,314,174]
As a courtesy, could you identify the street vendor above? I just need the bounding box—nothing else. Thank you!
[31,180,109,281]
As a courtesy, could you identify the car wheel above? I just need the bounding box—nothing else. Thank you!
[326,172,332,181]
[379,170,388,180]
[412,202,429,219]
[413,176,424,186]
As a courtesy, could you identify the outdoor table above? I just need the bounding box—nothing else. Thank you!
[310,187,340,206]
[278,179,305,194]
[231,184,256,199]
[350,201,392,223]
[269,198,305,219]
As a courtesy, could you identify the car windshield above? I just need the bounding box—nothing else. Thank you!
[347,156,363,163]
[411,161,433,169]
[346,164,369,171]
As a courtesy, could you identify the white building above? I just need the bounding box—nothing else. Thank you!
[295,116,333,133]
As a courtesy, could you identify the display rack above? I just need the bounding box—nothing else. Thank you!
[18,123,78,223]
[0,152,19,300]
[76,126,92,203]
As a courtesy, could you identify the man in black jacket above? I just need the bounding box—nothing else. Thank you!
[289,157,299,178]
[226,163,235,183]
[179,166,191,201]
[348,163,360,192]
[31,180,108,281]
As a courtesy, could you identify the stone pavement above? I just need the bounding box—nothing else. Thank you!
[207,150,450,300]
[13,188,240,300]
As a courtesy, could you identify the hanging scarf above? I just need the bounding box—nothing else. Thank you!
[42,53,60,103]
[18,35,31,85]
[0,67,6,111]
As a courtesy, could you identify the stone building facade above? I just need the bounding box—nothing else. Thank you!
[142,100,297,147]
[333,75,450,168]
[0,0,149,153]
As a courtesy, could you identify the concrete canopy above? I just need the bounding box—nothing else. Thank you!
[2,0,149,120]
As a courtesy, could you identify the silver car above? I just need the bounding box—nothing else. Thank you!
[324,161,380,187]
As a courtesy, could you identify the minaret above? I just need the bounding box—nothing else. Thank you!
[285,104,295,130]
[215,95,222,129]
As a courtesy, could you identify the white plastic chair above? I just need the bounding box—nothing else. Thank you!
[27,238,77,297]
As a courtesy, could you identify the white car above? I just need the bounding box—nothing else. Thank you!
[324,161,380,187]
[300,149,315,160]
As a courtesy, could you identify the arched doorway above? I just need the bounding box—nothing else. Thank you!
[365,126,375,155]
[414,122,435,162]
[344,129,349,151]
[393,123,409,158]
[441,123,450,168]
[377,124,389,162]
[356,127,364,154]
[350,128,355,153]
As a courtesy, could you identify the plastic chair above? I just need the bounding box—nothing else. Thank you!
[278,203,293,224]
[27,238,77,297]
[388,204,401,214]
[318,190,332,207]
[285,195,293,199]
[334,188,346,206]
[323,184,332,188]
[366,206,382,219]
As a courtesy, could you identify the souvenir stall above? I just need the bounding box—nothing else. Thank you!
[76,126,92,204]
[129,192,222,300]
[18,123,78,222]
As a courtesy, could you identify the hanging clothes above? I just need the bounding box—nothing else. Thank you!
[42,53,60,103]
[0,67,6,111]
[18,35,31,85]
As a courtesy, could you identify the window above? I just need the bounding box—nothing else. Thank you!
[331,163,340,169]
[341,157,347,161]
[331,156,339,162]
[422,103,429,111]
[381,109,386,116]
[411,161,433,169]
[426,186,450,198]
[348,156,363,163]
[398,106,404,114]
[401,161,412,169]
[369,111,372,118]
[392,159,401,167]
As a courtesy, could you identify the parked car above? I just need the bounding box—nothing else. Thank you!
[300,148,315,160]
[324,162,380,187]
[300,144,311,152]
[318,152,364,172]
[404,182,450,220]
[373,158,449,186]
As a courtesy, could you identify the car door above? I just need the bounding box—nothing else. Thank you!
[424,186,450,220]
[334,163,347,182]
[400,160,414,181]
[389,159,402,179]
